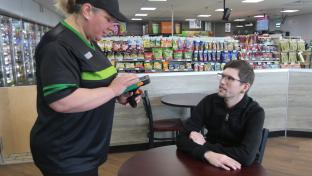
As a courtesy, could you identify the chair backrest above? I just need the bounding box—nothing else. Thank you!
[142,90,154,131]
[256,128,269,163]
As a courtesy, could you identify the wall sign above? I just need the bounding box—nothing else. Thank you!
[225,23,231,33]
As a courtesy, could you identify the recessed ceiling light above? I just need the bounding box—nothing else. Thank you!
[197,15,211,17]
[215,8,224,12]
[281,10,299,13]
[135,14,148,16]
[234,18,246,22]
[245,23,254,27]
[131,18,143,21]
[185,19,196,21]
[254,15,265,18]
[236,25,244,28]
[242,0,264,3]
[148,0,167,1]
[140,7,157,11]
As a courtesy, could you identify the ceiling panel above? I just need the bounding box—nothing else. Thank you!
[35,0,312,21]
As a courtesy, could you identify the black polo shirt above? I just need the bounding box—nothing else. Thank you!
[176,93,265,166]
[30,21,117,174]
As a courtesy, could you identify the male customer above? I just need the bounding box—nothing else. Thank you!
[176,60,265,171]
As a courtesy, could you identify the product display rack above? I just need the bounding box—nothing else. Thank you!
[279,36,306,68]
[0,14,50,87]
[0,16,14,87]
[100,36,240,73]
[234,34,281,69]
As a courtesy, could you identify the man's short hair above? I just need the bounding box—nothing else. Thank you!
[223,60,255,86]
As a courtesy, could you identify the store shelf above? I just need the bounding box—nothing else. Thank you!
[169,69,193,72]
[169,59,193,62]
[116,59,145,62]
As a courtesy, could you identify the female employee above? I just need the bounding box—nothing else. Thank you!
[30,0,137,175]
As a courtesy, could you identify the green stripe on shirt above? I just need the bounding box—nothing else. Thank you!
[60,21,95,51]
[43,84,78,96]
[81,66,117,81]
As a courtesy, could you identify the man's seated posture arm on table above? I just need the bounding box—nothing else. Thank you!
[176,60,265,171]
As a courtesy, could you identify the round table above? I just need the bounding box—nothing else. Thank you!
[118,145,268,176]
[160,93,207,108]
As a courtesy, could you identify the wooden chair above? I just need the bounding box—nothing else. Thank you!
[142,90,183,148]
[255,128,269,163]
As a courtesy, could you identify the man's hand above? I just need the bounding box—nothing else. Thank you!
[204,151,241,171]
[189,131,206,145]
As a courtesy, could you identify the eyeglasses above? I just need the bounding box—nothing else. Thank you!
[217,73,245,83]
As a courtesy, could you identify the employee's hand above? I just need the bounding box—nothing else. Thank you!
[204,151,241,171]
[117,92,141,105]
[189,131,206,145]
[109,74,139,97]
[117,92,131,105]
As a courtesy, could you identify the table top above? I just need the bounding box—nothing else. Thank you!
[160,93,207,108]
[118,145,268,176]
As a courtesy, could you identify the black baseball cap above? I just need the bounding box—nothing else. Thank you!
[76,0,128,22]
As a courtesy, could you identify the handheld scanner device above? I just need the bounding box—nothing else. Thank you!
[124,75,151,108]
[123,75,151,93]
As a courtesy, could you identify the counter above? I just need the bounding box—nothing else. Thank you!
[1,69,312,162]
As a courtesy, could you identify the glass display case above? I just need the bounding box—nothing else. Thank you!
[22,22,37,85]
[0,15,50,87]
[0,15,14,87]
[11,18,25,86]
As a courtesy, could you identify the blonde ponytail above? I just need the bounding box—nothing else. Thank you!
[55,0,79,16]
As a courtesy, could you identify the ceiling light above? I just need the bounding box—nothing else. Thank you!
[140,7,157,11]
[242,0,264,3]
[234,18,246,22]
[245,23,254,27]
[215,8,224,12]
[254,15,265,18]
[131,18,143,21]
[236,25,244,28]
[197,15,211,17]
[148,0,167,1]
[281,10,299,13]
[135,14,148,16]
[185,19,196,21]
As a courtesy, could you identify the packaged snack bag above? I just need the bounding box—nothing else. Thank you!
[193,63,199,72]
[152,48,163,60]
[172,38,178,50]
[162,61,169,71]
[143,37,151,48]
[121,41,129,51]
[174,50,183,60]
[116,62,125,69]
[107,52,115,61]
[113,41,121,51]
[193,51,199,61]
[198,51,203,61]
[185,39,193,50]
[125,62,135,69]
[153,61,162,70]
[123,52,131,60]
[186,62,192,70]
[144,52,153,60]
[130,53,138,60]
[184,50,193,60]
[203,50,208,62]
[281,52,289,64]
[114,52,123,61]
[163,48,173,60]
[144,62,153,70]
